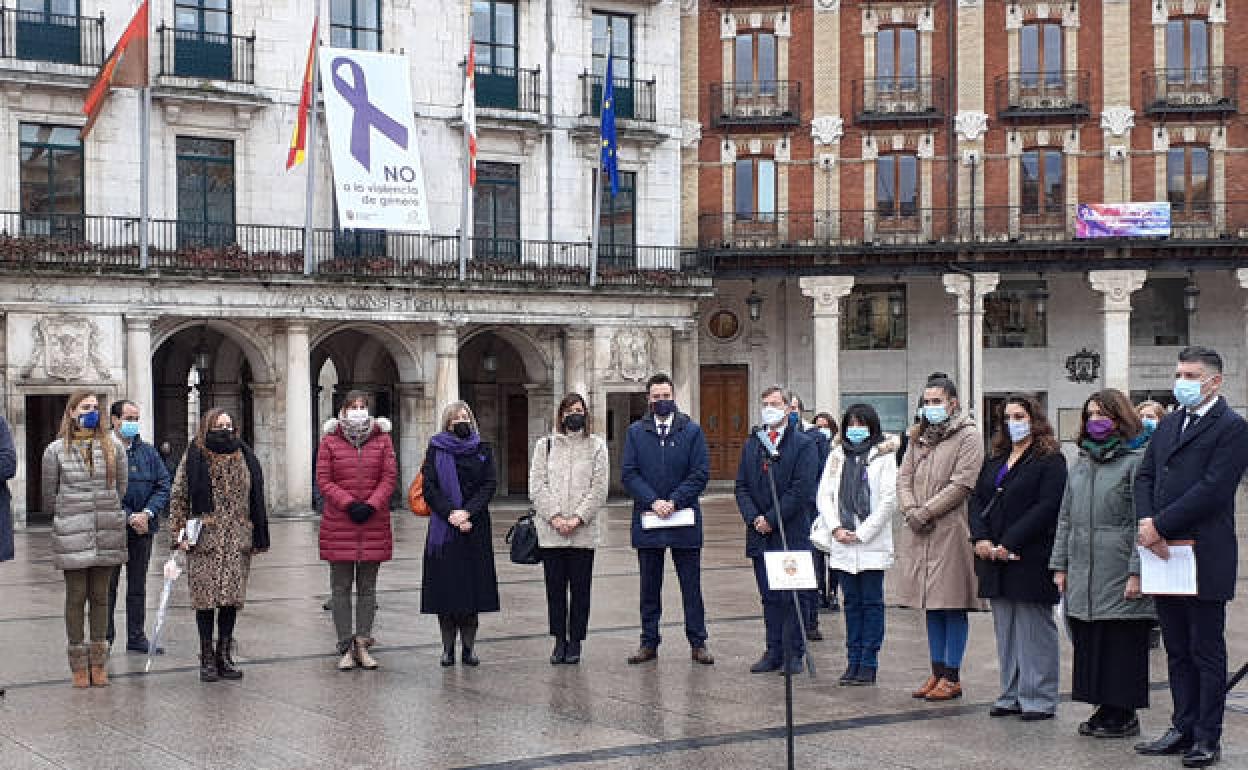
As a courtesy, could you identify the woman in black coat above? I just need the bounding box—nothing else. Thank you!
[420,401,500,667]
[969,395,1067,721]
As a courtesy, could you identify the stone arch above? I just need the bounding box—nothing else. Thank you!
[310,322,422,382]
[460,325,552,385]
[152,318,275,384]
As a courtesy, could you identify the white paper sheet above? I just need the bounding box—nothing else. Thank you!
[763,551,818,591]
[1138,544,1198,596]
[641,507,696,530]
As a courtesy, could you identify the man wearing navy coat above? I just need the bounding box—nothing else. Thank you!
[621,373,713,665]
[1135,346,1248,768]
[737,386,818,674]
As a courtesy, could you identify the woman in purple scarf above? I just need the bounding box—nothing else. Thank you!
[420,401,500,666]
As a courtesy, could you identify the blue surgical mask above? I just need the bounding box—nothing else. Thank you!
[787,411,800,428]
[119,421,140,440]
[760,406,786,428]
[1173,378,1205,409]
[922,405,948,425]
[845,426,870,445]
[1007,420,1030,444]
[818,427,832,441]
[1142,417,1158,432]
[78,411,99,430]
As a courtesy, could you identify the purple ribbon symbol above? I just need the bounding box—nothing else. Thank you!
[330,56,409,171]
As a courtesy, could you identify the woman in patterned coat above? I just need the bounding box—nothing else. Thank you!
[169,408,269,683]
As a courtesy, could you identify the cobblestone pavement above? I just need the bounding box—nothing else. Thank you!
[2,495,1246,769]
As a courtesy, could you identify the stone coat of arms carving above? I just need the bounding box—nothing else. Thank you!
[609,328,653,383]
[21,315,113,382]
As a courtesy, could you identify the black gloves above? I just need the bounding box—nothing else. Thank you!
[347,501,376,524]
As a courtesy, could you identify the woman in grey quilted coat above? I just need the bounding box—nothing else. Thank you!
[529,392,608,665]
[41,390,128,688]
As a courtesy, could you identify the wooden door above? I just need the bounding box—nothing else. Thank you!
[700,366,749,479]
[25,393,68,523]
[506,393,529,494]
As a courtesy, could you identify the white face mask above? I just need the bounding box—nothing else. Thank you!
[345,408,369,425]
[760,406,786,428]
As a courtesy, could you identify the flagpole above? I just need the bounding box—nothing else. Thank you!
[139,85,150,269]
[459,126,471,282]
[302,34,320,277]
[588,26,612,289]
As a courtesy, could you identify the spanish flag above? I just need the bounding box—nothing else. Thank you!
[81,1,149,140]
[463,45,477,187]
[287,16,319,170]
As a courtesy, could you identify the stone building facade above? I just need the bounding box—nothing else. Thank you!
[683,0,1248,479]
[0,0,704,523]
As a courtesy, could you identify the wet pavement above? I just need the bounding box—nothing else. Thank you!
[2,494,1247,769]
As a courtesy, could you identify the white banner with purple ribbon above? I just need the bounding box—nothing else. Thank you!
[318,47,430,232]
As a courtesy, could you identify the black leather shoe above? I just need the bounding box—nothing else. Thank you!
[848,666,877,686]
[751,655,783,674]
[1091,717,1140,739]
[627,647,657,665]
[1182,742,1221,768]
[1020,711,1055,722]
[990,706,1023,718]
[837,664,860,685]
[564,640,581,665]
[127,637,163,655]
[461,647,480,666]
[1135,728,1194,756]
[439,649,455,667]
[691,647,715,665]
[550,639,567,665]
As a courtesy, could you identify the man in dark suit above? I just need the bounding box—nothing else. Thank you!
[1135,346,1248,768]
[621,373,714,665]
[737,387,818,674]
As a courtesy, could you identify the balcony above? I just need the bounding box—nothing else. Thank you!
[580,73,657,122]
[157,24,255,84]
[474,64,541,113]
[0,8,104,71]
[854,76,945,123]
[995,71,1091,119]
[0,212,709,290]
[709,81,800,128]
[1142,67,1238,115]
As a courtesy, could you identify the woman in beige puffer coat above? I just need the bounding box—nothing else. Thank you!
[41,390,128,688]
[529,392,609,665]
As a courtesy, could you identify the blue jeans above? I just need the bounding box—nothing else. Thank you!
[926,609,970,668]
[753,556,805,663]
[637,547,707,649]
[839,569,886,668]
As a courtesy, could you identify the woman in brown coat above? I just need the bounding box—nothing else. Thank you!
[896,376,984,702]
[169,409,269,683]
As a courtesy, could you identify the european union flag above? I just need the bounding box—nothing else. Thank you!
[600,52,619,198]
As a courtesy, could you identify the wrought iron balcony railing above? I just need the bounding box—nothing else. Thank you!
[709,81,800,127]
[0,212,709,289]
[995,71,1091,118]
[854,76,946,122]
[0,8,104,69]
[157,24,255,84]
[580,73,657,122]
[1142,67,1238,114]
[474,63,542,112]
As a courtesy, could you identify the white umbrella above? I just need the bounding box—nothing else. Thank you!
[146,554,184,673]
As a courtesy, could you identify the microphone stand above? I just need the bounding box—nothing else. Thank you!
[760,442,816,770]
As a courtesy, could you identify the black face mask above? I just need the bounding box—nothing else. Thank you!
[205,429,239,453]
[562,413,586,432]
[451,422,473,440]
[651,399,676,418]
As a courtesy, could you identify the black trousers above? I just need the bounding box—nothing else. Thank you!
[1156,597,1228,744]
[107,531,154,644]
[541,547,595,642]
[637,547,707,649]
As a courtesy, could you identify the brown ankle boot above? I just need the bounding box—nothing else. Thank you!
[68,644,89,688]
[912,675,940,699]
[925,678,963,701]
[87,641,110,687]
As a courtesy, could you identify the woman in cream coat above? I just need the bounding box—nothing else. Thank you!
[814,403,898,686]
[529,392,609,665]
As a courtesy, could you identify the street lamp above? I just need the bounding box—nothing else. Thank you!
[1183,273,1201,315]
[745,282,764,322]
[192,326,213,385]
[1030,283,1050,319]
[888,285,906,319]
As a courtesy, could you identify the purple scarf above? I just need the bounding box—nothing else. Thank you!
[426,431,483,554]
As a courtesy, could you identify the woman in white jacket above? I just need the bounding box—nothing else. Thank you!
[814,403,898,686]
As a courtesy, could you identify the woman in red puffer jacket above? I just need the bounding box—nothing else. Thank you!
[316,390,398,671]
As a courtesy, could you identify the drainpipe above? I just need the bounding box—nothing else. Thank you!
[947,0,958,238]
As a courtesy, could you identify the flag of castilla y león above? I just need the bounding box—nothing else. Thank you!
[80,0,149,140]
[287,16,320,170]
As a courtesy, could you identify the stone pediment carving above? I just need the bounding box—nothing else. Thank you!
[955,111,990,142]
[1100,107,1135,137]
[22,315,113,382]
[609,328,653,382]
[811,115,844,145]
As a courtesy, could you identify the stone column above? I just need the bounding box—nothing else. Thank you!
[1087,270,1147,394]
[563,326,592,404]
[396,382,426,494]
[799,276,855,413]
[942,272,1000,421]
[249,383,279,512]
[124,314,156,440]
[672,323,700,420]
[433,322,460,417]
[284,320,313,512]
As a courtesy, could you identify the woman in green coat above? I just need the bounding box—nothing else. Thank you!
[1050,388,1156,739]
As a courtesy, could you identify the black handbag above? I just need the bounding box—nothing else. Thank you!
[506,512,542,565]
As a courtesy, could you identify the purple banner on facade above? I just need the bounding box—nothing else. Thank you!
[1076,202,1171,238]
